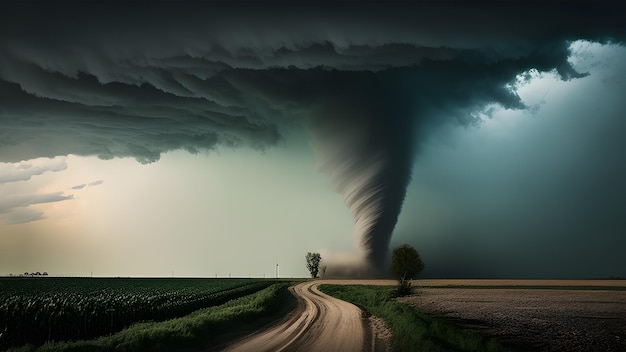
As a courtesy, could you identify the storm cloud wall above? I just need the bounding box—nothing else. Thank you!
[1,1,624,275]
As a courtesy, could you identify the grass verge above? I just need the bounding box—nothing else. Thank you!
[319,284,517,352]
[9,282,295,352]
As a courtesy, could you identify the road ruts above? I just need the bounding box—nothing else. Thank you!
[224,280,373,352]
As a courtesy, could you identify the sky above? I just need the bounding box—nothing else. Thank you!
[0,1,624,278]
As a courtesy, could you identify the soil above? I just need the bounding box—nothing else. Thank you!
[369,315,393,352]
[398,280,626,352]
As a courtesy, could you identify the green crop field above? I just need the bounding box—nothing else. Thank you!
[0,277,274,350]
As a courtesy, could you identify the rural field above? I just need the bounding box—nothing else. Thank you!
[0,277,289,351]
[401,279,626,352]
[2,278,625,351]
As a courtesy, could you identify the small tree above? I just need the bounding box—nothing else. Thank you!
[390,244,424,296]
[305,252,322,278]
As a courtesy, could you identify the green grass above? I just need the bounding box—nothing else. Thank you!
[8,282,295,352]
[0,278,273,349]
[319,285,516,352]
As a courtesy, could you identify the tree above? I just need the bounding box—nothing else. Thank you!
[305,252,322,278]
[389,244,424,295]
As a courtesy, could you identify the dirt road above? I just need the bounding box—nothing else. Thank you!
[224,280,383,352]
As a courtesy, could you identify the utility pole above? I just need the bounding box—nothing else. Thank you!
[276,263,279,279]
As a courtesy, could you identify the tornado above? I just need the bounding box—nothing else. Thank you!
[311,76,414,276]
[319,146,413,276]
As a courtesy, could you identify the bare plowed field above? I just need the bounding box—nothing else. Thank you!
[401,280,626,352]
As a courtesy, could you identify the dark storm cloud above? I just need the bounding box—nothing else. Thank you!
[4,208,46,225]
[0,192,74,212]
[88,180,104,187]
[0,157,67,184]
[394,42,626,278]
[0,192,75,225]
[71,180,103,190]
[1,1,624,273]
